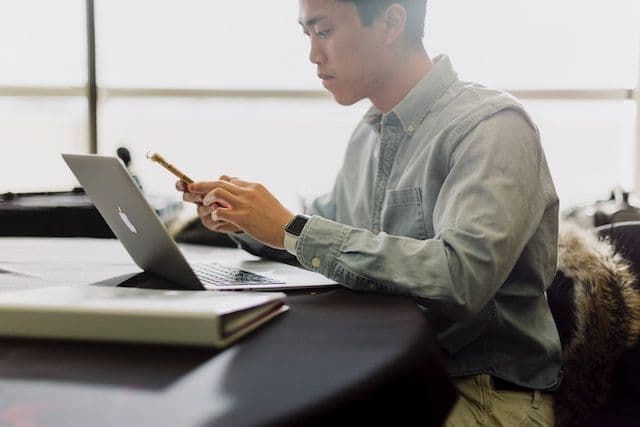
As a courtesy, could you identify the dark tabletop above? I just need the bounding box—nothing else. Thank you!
[0,239,456,427]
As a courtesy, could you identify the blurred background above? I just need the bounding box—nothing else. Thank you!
[1,0,639,213]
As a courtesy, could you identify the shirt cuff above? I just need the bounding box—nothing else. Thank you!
[296,215,351,276]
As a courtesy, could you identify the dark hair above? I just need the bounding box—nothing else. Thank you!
[340,0,426,44]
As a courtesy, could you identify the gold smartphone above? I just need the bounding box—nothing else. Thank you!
[146,151,194,184]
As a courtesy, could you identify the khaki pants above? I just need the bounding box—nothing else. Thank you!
[445,374,554,427]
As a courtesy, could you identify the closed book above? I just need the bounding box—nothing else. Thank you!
[0,286,287,347]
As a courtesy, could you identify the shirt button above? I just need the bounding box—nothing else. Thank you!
[407,124,416,135]
[372,227,380,234]
[311,257,321,268]
[368,283,376,290]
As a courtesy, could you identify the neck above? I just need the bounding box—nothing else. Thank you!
[369,47,433,114]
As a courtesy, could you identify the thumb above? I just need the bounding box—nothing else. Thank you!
[188,181,216,193]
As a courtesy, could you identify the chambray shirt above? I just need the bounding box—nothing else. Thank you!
[234,55,562,390]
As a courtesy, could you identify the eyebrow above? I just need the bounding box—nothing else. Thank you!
[298,15,328,27]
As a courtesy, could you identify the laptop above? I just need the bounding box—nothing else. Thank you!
[62,154,337,291]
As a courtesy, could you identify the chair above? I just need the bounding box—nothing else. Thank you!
[547,221,640,427]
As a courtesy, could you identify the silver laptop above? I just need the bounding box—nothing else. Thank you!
[62,154,337,291]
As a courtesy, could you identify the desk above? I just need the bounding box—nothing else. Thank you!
[0,238,457,427]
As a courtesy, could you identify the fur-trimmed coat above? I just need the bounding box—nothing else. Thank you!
[548,223,640,427]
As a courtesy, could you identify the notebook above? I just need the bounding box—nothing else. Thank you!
[61,154,337,291]
[0,285,288,347]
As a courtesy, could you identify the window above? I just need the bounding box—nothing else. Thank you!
[2,0,639,211]
[425,0,640,89]
[425,0,640,206]
[0,0,87,193]
[98,97,368,210]
[0,0,86,86]
[96,0,316,90]
[525,100,636,207]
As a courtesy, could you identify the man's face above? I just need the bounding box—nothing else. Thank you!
[298,0,387,105]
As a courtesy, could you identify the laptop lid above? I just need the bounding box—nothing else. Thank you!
[61,154,338,291]
[62,154,204,290]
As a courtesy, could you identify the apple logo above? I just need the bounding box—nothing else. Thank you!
[117,206,138,233]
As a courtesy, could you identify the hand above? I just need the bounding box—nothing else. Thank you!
[188,178,295,249]
[176,176,242,234]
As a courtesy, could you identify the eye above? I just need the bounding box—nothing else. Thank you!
[316,29,331,38]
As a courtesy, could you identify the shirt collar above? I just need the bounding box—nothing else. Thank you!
[364,55,458,135]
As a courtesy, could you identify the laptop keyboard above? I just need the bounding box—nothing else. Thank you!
[191,262,285,287]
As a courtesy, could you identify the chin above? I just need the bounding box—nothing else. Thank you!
[331,91,364,106]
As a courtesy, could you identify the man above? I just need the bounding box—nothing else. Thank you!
[178,0,562,425]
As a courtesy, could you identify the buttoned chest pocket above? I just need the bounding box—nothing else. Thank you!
[380,187,427,239]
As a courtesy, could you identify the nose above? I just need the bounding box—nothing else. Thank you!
[309,37,325,65]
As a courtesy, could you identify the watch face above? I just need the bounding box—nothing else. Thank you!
[287,215,308,236]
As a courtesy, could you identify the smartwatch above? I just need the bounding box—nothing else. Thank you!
[284,214,309,256]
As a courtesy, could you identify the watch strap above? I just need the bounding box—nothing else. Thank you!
[284,215,309,256]
[284,231,299,256]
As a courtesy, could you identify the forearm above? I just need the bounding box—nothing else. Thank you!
[294,216,516,318]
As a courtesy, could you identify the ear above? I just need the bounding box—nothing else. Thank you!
[383,4,407,46]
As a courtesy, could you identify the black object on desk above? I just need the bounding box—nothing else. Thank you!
[0,189,182,238]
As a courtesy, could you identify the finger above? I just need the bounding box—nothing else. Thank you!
[175,180,192,192]
[202,187,241,207]
[188,180,243,195]
[229,178,252,187]
[186,181,216,194]
[183,191,203,204]
[212,222,242,234]
[200,213,217,231]
[198,203,229,218]
[219,175,238,182]
[197,204,212,219]
[210,206,237,224]
[201,214,240,233]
